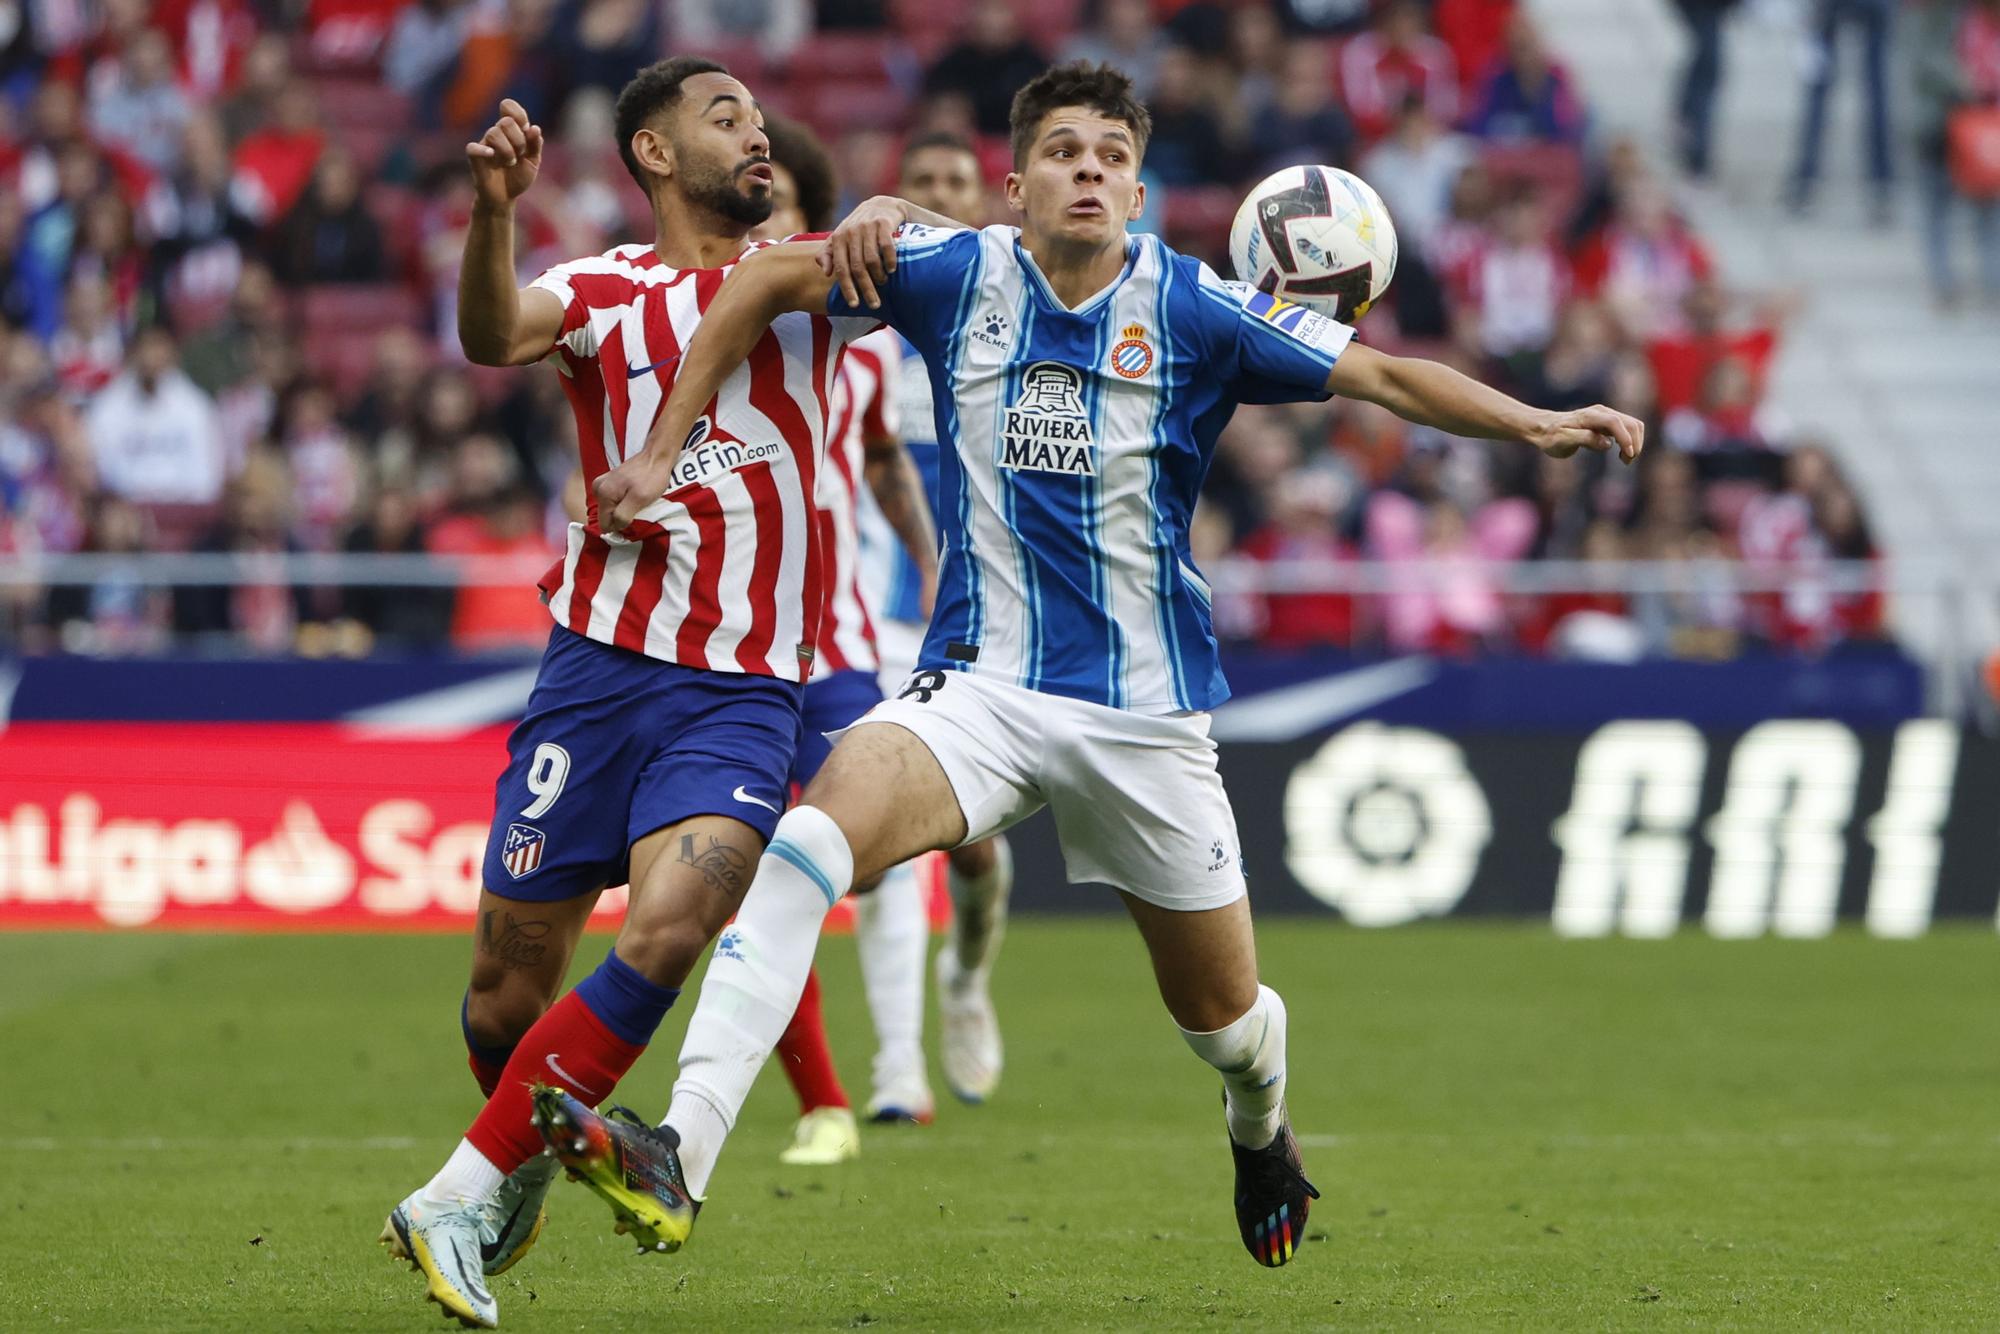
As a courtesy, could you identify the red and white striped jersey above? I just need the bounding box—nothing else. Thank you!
[812,328,902,678]
[527,241,875,681]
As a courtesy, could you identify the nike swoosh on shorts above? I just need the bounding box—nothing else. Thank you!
[732,785,779,813]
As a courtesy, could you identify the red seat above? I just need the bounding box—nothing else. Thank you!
[789,32,903,82]
[296,284,426,335]
[806,81,913,134]
[303,327,387,398]
[1162,185,1238,258]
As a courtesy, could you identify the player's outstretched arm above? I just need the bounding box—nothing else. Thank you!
[862,430,939,616]
[816,195,966,310]
[459,99,565,366]
[595,242,837,532]
[1326,343,1645,463]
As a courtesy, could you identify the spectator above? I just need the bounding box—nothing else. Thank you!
[385,0,473,106]
[230,82,324,225]
[1464,13,1587,145]
[181,261,285,395]
[1062,0,1171,98]
[218,32,291,144]
[426,435,555,650]
[345,326,435,447]
[44,495,171,653]
[1234,469,1359,647]
[1645,277,1787,415]
[278,380,366,550]
[19,142,105,338]
[268,147,387,284]
[1142,45,1234,186]
[1912,0,2000,307]
[49,270,125,398]
[922,2,1049,138]
[1450,188,1569,367]
[1571,177,1713,340]
[552,0,662,99]
[68,189,155,332]
[1786,0,1897,218]
[84,325,229,506]
[145,112,256,316]
[341,485,454,647]
[1226,2,1286,116]
[172,448,312,651]
[1271,0,1372,38]
[1253,42,1356,177]
[1520,299,1618,415]
[1340,0,1458,143]
[86,27,192,174]
[672,0,811,62]
[1361,98,1476,262]
[1670,0,1741,179]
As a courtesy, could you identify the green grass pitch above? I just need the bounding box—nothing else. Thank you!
[2,921,1997,1330]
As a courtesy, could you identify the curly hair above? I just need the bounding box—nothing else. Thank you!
[613,56,729,187]
[1007,61,1152,168]
[762,115,839,233]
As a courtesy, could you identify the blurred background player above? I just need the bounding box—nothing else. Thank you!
[752,117,942,1165]
[377,62,922,1330]
[857,131,1015,1107]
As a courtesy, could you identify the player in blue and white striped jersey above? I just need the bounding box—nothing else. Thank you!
[577,62,1644,1267]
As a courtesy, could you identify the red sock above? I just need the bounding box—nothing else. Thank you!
[465,990,645,1172]
[776,967,848,1114]
[468,1050,508,1099]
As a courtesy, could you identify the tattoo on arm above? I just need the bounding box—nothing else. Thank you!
[678,833,752,897]
[478,909,552,971]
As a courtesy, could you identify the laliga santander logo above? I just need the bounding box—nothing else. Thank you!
[1282,723,1492,927]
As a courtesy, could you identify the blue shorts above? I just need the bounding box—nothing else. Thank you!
[791,668,883,790]
[483,625,805,902]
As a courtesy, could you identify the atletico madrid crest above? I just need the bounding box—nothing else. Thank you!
[502,823,547,879]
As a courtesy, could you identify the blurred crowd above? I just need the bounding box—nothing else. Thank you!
[0,0,1899,658]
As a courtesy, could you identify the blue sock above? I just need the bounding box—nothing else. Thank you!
[461,992,518,1068]
[574,951,681,1046]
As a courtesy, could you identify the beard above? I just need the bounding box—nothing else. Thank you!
[682,154,774,227]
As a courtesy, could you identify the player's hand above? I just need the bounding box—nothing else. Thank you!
[466,99,543,210]
[818,195,905,310]
[593,451,676,536]
[1531,404,1645,464]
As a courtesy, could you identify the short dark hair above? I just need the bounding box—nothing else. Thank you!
[900,130,977,169]
[613,55,729,188]
[1007,61,1151,169]
[762,115,838,232]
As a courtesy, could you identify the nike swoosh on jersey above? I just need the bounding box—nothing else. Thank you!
[627,353,683,379]
[731,785,779,813]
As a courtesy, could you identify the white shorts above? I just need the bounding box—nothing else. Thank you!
[872,618,926,697]
[853,669,1247,912]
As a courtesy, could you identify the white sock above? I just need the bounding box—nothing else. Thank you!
[1178,985,1288,1151]
[666,805,853,1198]
[948,837,1011,974]
[422,1137,505,1206]
[854,860,927,1097]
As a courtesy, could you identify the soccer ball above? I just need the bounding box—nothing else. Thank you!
[1229,165,1398,324]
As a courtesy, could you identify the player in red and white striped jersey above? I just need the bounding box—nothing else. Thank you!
[380,63,953,1330]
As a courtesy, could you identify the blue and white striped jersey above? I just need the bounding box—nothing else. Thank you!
[829,223,1354,713]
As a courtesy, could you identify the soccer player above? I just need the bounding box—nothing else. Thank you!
[752,117,942,1163]
[860,132,1015,1107]
[376,63,946,1329]
[543,62,1643,1268]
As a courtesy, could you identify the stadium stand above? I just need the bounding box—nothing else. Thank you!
[0,0,1914,660]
